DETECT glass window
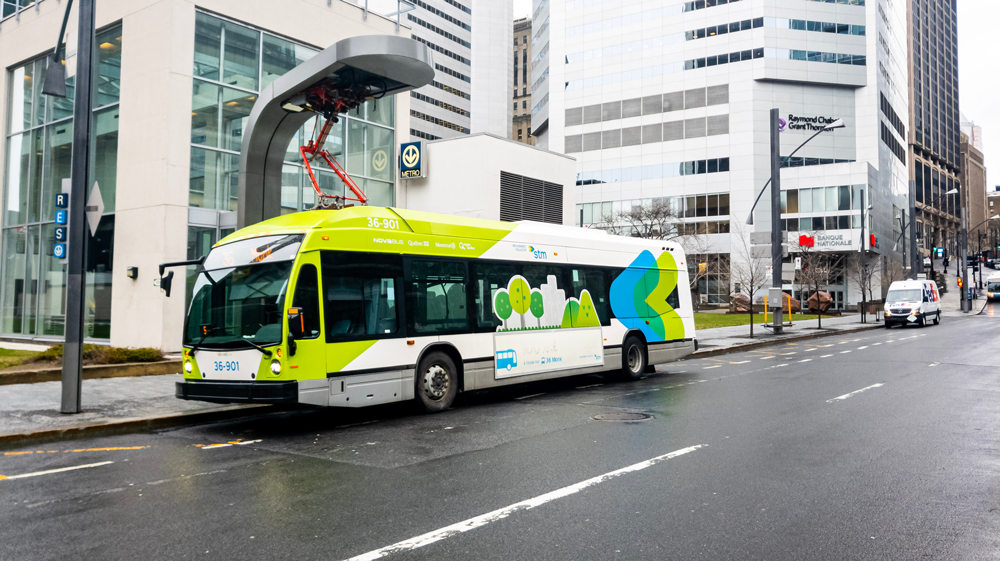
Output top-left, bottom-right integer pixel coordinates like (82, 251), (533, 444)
(696, 195), (707, 217)
(470, 261), (521, 331)
(825, 216), (838, 230)
(281, 164), (301, 214)
(407, 259), (468, 334)
(708, 194), (719, 217)
(321, 251), (401, 340)
(812, 217), (824, 231)
(8, 63), (33, 134)
(194, 12), (223, 81)
(780, 191), (787, 213)
(191, 81), (219, 147)
(291, 264), (322, 339)
(838, 185), (851, 210)
(800, 218), (811, 231)
(221, 87), (254, 151)
(0, 228), (28, 334)
(222, 21), (260, 90)
(838, 215), (850, 229)
(95, 26), (123, 107)
(570, 267), (610, 326)
(262, 34), (317, 89)
(365, 98), (394, 128)
(347, 120), (366, 176)
(786, 190), (798, 213)
(42, 121), (72, 229)
(812, 188), (824, 212)
(86, 216), (115, 338)
(364, 179), (394, 208)
(91, 107), (119, 214)
(366, 124), (394, 181)
(799, 188), (813, 213)
(190, 147), (239, 211)
(719, 193), (730, 215)
(825, 186), (837, 212)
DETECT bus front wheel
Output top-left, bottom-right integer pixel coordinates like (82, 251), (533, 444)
(416, 352), (458, 413)
(620, 337), (647, 381)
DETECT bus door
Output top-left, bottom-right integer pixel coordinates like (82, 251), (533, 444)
(286, 255), (326, 378)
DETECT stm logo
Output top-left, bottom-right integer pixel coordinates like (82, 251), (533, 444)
(529, 245), (547, 259)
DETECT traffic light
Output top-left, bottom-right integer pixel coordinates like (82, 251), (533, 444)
(958, 277), (963, 288)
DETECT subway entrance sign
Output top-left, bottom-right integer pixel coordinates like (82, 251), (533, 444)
(399, 141), (423, 179)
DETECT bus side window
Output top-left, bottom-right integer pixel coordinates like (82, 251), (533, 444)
(406, 259), (469, 334)
(469, 262), (521, 331)
(320, 251), (401, 341)
(292, 264), (322, 339)
(570, 267), (612, 326)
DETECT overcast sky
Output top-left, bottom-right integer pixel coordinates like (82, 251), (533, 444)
(511, 0), (995, 188)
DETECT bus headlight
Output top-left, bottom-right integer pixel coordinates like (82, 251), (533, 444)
(270, 360), (282, 375)
(184, 361), (193, 373)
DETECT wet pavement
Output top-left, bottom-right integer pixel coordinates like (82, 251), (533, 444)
(2, 312), (998, 560)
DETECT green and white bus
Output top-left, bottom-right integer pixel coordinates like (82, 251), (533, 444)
(172, 206), (696, 412)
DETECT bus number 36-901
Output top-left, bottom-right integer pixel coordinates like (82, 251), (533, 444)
(214, 361), (240, 372)
(367, 217), (399, 230)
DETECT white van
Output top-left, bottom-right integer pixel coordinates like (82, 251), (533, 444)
(884, 279), (941, 328)
(986, 273), (1000, 301)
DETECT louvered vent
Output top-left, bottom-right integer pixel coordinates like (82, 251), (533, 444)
(663, 121), (684, 141)
(583, 132), (602, 151)
(663, 92), (684, 112)
(565, 135), (583, 153)
(583, 104), (602, 124)
(602, 101), (622, 121)
(707, 85), (729, 105)
(621, 126), (642, 146)
(684, 88), (706, 109)
(642, 124), (662, 144)
(602, 129), (622, 148)
(500, 171), (564, 225)
(622, 98), (642, 118)
(565, 108), (583, 126)
(642, 95), (663, 115)
(685, 117), (706, 138)
(707, 115), (730, 136)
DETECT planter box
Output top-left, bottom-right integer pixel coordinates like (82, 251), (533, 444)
(0, 360), (182, 386)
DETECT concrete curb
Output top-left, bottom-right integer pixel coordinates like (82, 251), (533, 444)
(692, 323), (884, 359)
(0, 360), (182, 386)
(0, 404), (269, 450)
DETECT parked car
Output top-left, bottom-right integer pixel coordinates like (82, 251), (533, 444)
(884, 279), (941, 328)
(923, 256), (932, 268)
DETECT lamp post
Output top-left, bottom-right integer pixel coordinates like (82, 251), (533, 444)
(746, 113), (845, 334)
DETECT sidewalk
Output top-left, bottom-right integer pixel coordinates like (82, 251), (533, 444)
(926, 257), (991, 317)
(0, 318), (886, 445)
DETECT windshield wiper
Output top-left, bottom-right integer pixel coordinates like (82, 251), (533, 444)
(239, 339), (274, 358)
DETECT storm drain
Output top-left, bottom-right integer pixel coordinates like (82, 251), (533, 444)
(592, 412), (652, 422)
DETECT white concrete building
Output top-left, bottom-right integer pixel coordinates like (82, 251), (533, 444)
(470, 0), (513, 137)
(531, 0), (909, 308)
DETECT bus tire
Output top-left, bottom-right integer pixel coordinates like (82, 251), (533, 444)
(620, 336), (647, 381)
(415, 352), (458, 413)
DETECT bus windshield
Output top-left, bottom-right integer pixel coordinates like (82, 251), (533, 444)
(183, 234), (303, 349)
(886, 289), (922, 302)
(988, 281), (1000, 292)
(184, 262), (292, 349)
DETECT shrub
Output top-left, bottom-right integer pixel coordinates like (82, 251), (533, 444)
(24, 344), (163, 365)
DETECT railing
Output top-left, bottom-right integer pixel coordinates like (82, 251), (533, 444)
(763, 293), (794, 326)
(357, 0), (416, 32)
(1, 0), (40, 29)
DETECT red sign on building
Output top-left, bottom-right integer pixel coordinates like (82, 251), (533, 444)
(799, 235), (815, 248)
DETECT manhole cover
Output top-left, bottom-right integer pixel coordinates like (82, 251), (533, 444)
(592, 412), (652, 422)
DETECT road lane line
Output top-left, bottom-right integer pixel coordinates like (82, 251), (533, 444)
(799, 359), (812, 363)
(805, 348), (817, 352)
(344, 445), (706, 561)
(703, 365), (721, 370)
(840, 350), (851, 354)
(826, 383), (884, 403)
(514, 393), (546, 400)
(857, 346), (868, 350)
(730, 360), (750, 364)
(198, 440), (263, 450)
(0, 461), (114, 481)
(759, 356), (775, 360)
(872, 343), (881, 346)
(820, 354), (833, 358)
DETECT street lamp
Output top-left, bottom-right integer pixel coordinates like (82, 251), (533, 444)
(745, 118), (846, 226)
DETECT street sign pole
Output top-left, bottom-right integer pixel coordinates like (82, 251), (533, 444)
(909, 179), (918, 279)
(61, 0), (95, 414)
(961, 207), (968, 313)
(769, 109), (784, 334)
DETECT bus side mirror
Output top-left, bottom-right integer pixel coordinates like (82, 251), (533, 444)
(287, 308), (305, 357)
(159, 271), (175, 298)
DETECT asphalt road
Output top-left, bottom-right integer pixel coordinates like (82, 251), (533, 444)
(3, 312), (999, 560)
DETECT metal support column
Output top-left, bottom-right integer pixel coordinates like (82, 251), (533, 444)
(769, 109), (783, 334)
(909, 179), (918, 279)
(60, 0), (95, 414)
(961, 207), (968, 313)
(860, 187), (867, 323)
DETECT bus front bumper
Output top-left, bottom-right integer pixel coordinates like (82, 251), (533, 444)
(176, 380), (298, 404)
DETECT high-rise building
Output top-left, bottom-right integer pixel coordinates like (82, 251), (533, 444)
(512, 17), (534, 145)
(532, 0), (910, 308)
(908, 0), (961, 257)
(362, 0), (512, 141)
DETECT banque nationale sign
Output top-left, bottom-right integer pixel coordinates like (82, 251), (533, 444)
(787, 114), (839, 132)
(798, 230), (860, 251)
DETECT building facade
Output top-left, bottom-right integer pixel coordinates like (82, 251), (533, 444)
(960, 112), (983, 153)
(532, 0), (910, 307)
(1, 0), (411, 348)
(907, 0), (961, 258)
(512, 17), (534, 145)
(471, 0), (513, 137)
(960, 131), (988, 252)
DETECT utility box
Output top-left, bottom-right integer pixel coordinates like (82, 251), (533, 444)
(768, 287), (784, 309)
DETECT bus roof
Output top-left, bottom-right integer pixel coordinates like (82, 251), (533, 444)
(216, 206), (688, 268)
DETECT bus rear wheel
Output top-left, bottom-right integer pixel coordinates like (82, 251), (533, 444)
(620, 336), (647, 381)
(415, 352), (458, 413)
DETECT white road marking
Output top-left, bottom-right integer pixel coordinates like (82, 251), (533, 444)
(575, 384), (604, 390)
(820, 354), (834, 358)
(201, 440), (262, 450)
(805, 348), (817, 352)
(703, 365), (721, 370)
(857, 346), (868, 350)
(928, 362), (940, 367)
(1, 461), (113, 481)
(343, 445), (706, 561)
(840, 350), (852, 354)
(826, 383), (884, 403)
(782, 352), (797, 356)
(731, 360), (751, 364)
(514, 393), (546, 400)
(760, 356), (775, 360)
(872, 343), (881, 346)
(798, 359), (812, 363)
(776, 364), (789, 368)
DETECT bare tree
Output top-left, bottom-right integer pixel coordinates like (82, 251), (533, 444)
(730, 219), (769, 338)
(881, 258), (908, 295)
(846, 253), (880, 321)
(794, 245), (840, 329)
